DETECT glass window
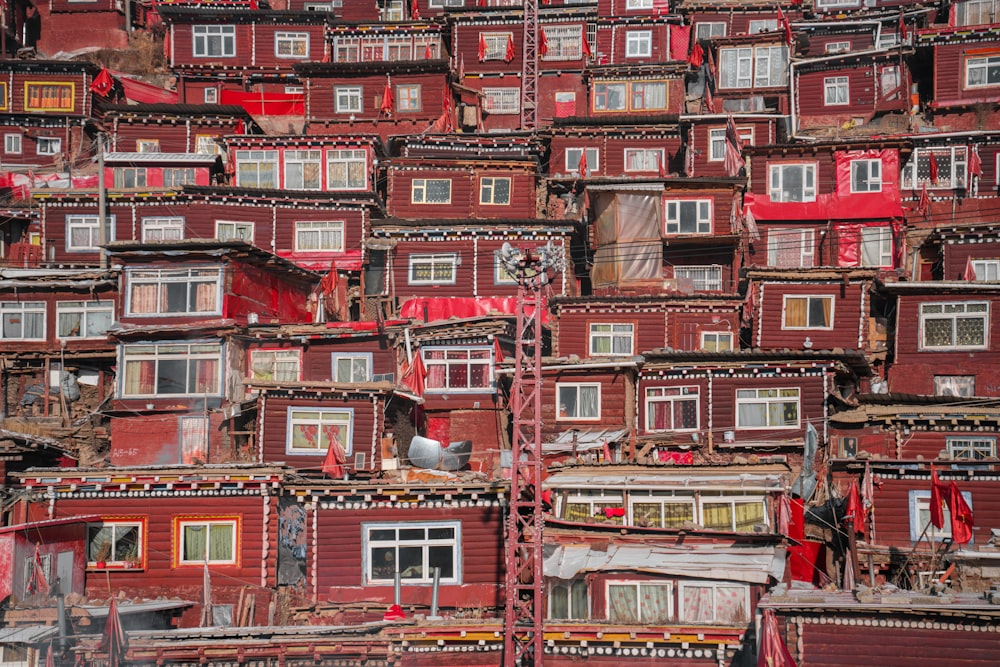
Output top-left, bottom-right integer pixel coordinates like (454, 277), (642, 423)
(664, 199), (712, 234)
(679, 582), (750, 624)
(0, 302), (45, 340)
(695, 22), (726, 40)
(719, 45), (787, 89)
(408, 253), (457, 285)
(396, 84), (421, 112)
(87, 520), (143, 567)
(934, 375), (976, 397)
(701, 331), (733, 351)
(178, 519), (237, 564)
(327, 149), (367, 190)
(909, 489), (972, 542)
(767, 228), (815, 268)
(860, 226), (893, 267)
(481, 32), (512, 61)
(542, 26), (582, 60)
(645, 386), (699, 431)
(748, 19), (778, 34)
(196, 135), (220, 154)
(675, 265), (723, 291)
(4, 133), (21, 154)
(193, 25), (236, 58)
(364, 521), (460, 585)
(334, 86), (363, 113)
(624, 148), (664, 172)
(549, 580), (588, 620)
(295, 221), (344, 252)
(709, 126), (753, 161)
(920, 302), (989, 350)
(24, 83), (74, 112)
(57, 300), (113, 339)
(422, 347), (492, 391)
(901, 147), (967, 190)
(593, 82), (627, 111)
(494, 250), (517, 285)
(589, 322), (634, 356)
(114, 167), (147, 189)
(825, 41), (851, 54)
(37, 137), (61, 155)
(956, 0), (1000, 26)
(275, 31), (309, 58)
(235, 150), (279, 189)
(607, 581), (673, 624)
(557, 383), (601, 420)
(480, 177), (511, 205)
(970, 259), (1000, 282)
(216, 220), (254, 242)
(566, 147), (599, 175)
(126, 268), (221, 316)
(851, 159), (882, 192)
(824, 76), (849, 105)
(769, 163), (817, 202)
(966, 53), (1000, 88)
(701, 493), (767, 531)
(625, 30), (652, 58)
(284, 149), (322, 190)
(121, 342), (223, 397)
(735, 388), (800, 429)
(66, 214), (114, 252)
(287, 408), (352, 454)
(483, 88), (520, 114)
(163, 168), (196, 187)
(332, 354), (372, 382)
(141, 216), (184, 242)
(783, 295), (833, 329)
(947, 436), (996, 460)
(411, 179), (452, 204)
(249, 349), (301, 382)
(563, 489), (624, 523)
(630, 491), (695, 528)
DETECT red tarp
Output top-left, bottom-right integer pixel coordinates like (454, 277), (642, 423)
(117, 74), (179, 105)
(220, 90), (305, 116)
(399, 297), (548, 324)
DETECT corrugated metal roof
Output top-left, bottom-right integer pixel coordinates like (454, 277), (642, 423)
(545, 428), (629, 453)
(0, 626), (59, 644)
(103, 152), (221, 164)
(545, 466), (789, 490)
(80, 600), (194, 618)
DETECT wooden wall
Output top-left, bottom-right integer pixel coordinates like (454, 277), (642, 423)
(753, 281), (868, 351)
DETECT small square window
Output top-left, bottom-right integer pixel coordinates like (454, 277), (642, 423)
(176, 518), (238, 565)
(557, 383), (601, 420)
(480, 177), (511, 205)
(37, 137), (61, 156)
(625, 31), (652, 58)
(204, 88), (219, 104)
(783, 295), (833, 329)
(5, 133), (21, 154)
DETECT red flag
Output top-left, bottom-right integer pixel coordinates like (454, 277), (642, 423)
(458, 53), (465, 80)
(539, 29), (548, 57)
(724, 115), (745, 177)
(401, 353), (426, 396)
(90, 68), (114, 97)
(899, 9), (908, 41)
(969, 144), (983, 177)
(411, 0), (421, 20)
(27, 545), (49, 596)
(928, 151), (939, 184)
(582, 34), (592, 59)
(844, 481), (864, 535)
(425, 42), (433, 59)
(930, 466), (946, 530)
(494, 336), (504, 362)
(321, 428), (347, 478)
(688, 41), (704, 68)
(504, 33), (515, 63)
(948, 481), (974, 544)
(100, 598), (128, 667)
(964, 255), (977, 281)
(478, 33), (488, 62)
(777, 5), (792, 46)
(657, 152), (666, 178)
(917, 182), (930, 217)
(577, 149), (588, 177)
(380, 78), (394, 115)
(757, 609), (798, 667)
(249, 0), (258, 8)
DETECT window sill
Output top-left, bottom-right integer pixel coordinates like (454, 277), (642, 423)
(88, 563), (143, 572)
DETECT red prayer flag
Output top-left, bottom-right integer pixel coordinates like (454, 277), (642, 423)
(90, 68), (114, 97)
(321, 429), (347, 478)
(964, 255), (978, 281)
(844, 481), (865, 535)
(688, 41), (704, 68)
(425, 43), (433, 59)
(478, 33), (488, 62)
(918, 182), (930, 217)
(757, 609), (798, 667)
(380, 78), (394, 115)
(899, 9), (908, 41)
(928, 151), (939, 184)
(948, 481), (974, 544)
(724, 115), (745, 177)
(539, 29), (548, 56)
(249, 0), (258, 8)
(577, 149), (588, 177)
(969, 144), (983, 177)
(930, 467), (947, 530)
(458, 53), (465, 80)
(401, 353), (427, 396)
(657, 152), (667, 178)
(411, 0), (421, 20)
(582, 34), (592, 58)
(777, 5), (792, 46)
(504, 33), (515, 63)
(27, 545), (49, 596)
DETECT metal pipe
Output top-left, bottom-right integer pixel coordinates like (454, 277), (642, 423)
(393, 570), (401, 606)
(429, 567), (441, 619)
(55, 578), (68, 655)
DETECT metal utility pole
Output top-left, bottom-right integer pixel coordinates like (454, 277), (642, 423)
(97, 133), (107, 269)
(520, 0), (538, 130)
(500, 242), (562, 667)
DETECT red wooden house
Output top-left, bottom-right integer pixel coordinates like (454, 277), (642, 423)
(15, 465), (286, 628)
(0, 59), (102, 169)
(883, 281), (1000, 397)
(792, 47), (911, 132)
(745, 268), (887, 358)
(0, 515), (95, 603)
(284, 479), (506, 619)
(35, 0), (128, 55)
(744, 143), (907, 272)
(549, 294), (743, 359)
(545, 122), (685, 180)
(370, 219), (572, 309)
(927, 221), (1000, 282)
(706, 33), (790, 115)
(683, 114), (782, 179)
(685, 5), (805, 43)
(101, 103), (255, 154)
(157, 6), (330, 101)
(103, 152), (221, 189)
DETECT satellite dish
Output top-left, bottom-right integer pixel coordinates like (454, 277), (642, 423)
(407, 436), (473, 471)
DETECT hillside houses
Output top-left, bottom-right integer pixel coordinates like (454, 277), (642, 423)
(2, 1), (1000, 666)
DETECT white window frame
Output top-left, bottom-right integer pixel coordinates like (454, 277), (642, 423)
(215, 220), (255, 242)
(701, 331), (734, 351)
(860, 226), (894, 268)
(768, 163), (817, 202)
(332, 353), (372, 383)
(480, 176), (511, 205)
(556, 382), (601, 421)
(294, 220), (345, 252)
(934, 375), (976, 397)
(589, 322), (634, 356)
(37, 137), (61, 156)
(625, 30), (652, 58)
(674, 265), (723, 291)
(193, 25), (236, 58)
(645, 385), (700, 432)
(56, 300), (114, 340)
(566, 147), (599, 175)
(177, 518), (238, 565)
(782, 295), (835, 330)
(396, 84), (421, 112)
(748, 19), (778, 35)
(120, 342), (224, 398)
(5, 133), (21, 154)
(850, 158), (882, 193)
(606, 580), (674, 624)
(562, 489), (624, 522)
(965, 53), (1000, 88)
(114, 167), (148, 189)
(286, 407), (353, 455)
(235, 149), (279, 189)
(947, 436), (996, 460)
(0, 301), (45, 341)
(326, 149), (367, 190)
(334, 86), (363, 114)
(141, 216), (185, 242)
(735, 387), (800, 429)
(767, 227), (815, 268)
(909, 489), (973, 542)
(411, 178), (452, 204)
(408, 253), (458, 285)
(628, 491), (696, 528)
(541, 26), (583, 61)
(136, 139), (160, 153)
(678, 582), (751, 624)
(709, 126), (753, 162)
(66, 214), (114, 252)
(125, 267), (222, 316)
(275, 31), (309, 59)
(664, 199), (712, 235)
(87, 519), (143, 568)
(482, 32), (512, 61)
(624, 148), (664, 173)
(203, 88), (218, 104)
(719, 45), (788, 89)
(695, 22), (726, 41)
(483, 87), (520, 115)
(699, 493), (769, 532)
(421, 346), (494, 392)
(901, 146), (968, 190)
(824, 76), (849, 106)
(825, 41), (851, 54)
(625, 0), (653, 8)
(970, 259), (1000, 281)
(196, 134), (220, 154)
(363, 521), (462, 585)
(284, 149), (322, 190)
(249, 349), (301, 382)
(956, 0), (1000, 27)
(816, 0), (860, 8)
(548, 579), (589, 620)
(919, 301), (990, 350)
